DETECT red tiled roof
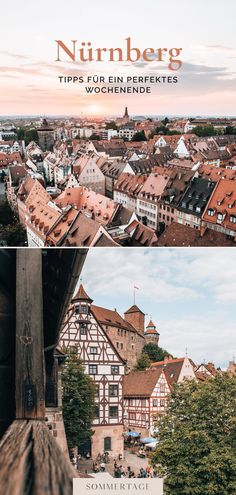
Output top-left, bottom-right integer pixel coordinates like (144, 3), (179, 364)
(124, 368), (163, 397)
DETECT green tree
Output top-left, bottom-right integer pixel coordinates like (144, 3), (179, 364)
(24, 129), (39, 145)
(135, 353), (151, 370)
(193, 125), (217, 137)
(90, 133), (101, 140)
(161, 117), (169, 126)
(142, 343), (170, 363)
(62, 350), (96, 453)
(152, 374), (236, 495)
(105, 121), (118, 130)
(225, 126), (236, 135)
(0, 201), (15, 226)
(0, 223), (27, 246)
(131, 130), (147, 142)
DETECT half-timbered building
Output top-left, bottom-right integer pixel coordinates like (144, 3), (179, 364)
(123, 368), (170, 436)
(60, 284), (125, 458)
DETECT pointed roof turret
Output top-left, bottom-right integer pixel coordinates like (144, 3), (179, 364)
(145, 319), (160, 335)
(72, 284), (93, 303)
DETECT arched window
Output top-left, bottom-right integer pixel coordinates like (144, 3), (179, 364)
(104, 436), (111, 451)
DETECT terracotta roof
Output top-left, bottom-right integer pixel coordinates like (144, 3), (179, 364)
(125, 220), (158, 247)
(123, 368), (163, 397)
(56, 186), (118, 226)
(92, 305), (137, 333)
(72, 284), (93, 303)
(158, 222), (236, 247)
(150, 358), (185, 387)
(114, 173), (147, 198)
(202, 178), (236, 232)
(198, 165), (236, 182)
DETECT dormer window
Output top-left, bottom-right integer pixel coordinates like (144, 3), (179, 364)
(217, 213), (223, 221)
(208, 209), (214, 217)
(229, 215), (236, 224)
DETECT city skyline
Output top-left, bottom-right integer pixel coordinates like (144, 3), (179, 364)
(80, 248), (236, 369)
(0, 0), (235, 115)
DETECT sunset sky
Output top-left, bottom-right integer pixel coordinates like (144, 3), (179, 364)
(0, 0), (236, 116)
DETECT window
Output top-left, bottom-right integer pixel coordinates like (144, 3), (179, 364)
(120, 343), (123, 350)
(129, 412), (136, 420)
(160, 399), (165, 407)
(111, 365), (119, 375)
(109, 406), (118, 418)
(104, 436), (112, 451)
(89, 365), (97, 375)
(75, 307), (80, 315)
(141, 399), (146, 407)
(90, 347), (98, 354)
(109, 384), (118, 397)
(160, 385), (165, 393)
(153, 400), (157, 407)
(230, 215), (236, 224)
(81, 305), (87, 314)
(80, 323), (87, 335)
(116, 342), (119, 349)
(208, 209), (214, 217)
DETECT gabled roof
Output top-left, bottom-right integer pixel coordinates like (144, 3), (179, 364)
(92, 304), (138, 334)
(123, 368), (163, 397)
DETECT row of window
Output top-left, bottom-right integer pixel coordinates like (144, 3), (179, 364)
(89, 365), (119, 375)
(95, 384), (119, 397)
(94, 405), (118, 419)
(160, 205), (175, 213)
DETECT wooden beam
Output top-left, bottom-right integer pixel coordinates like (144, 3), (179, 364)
(15, 250), (45, 419)
(0, 420), (76, 495)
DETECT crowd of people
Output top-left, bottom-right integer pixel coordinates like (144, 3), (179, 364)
(113, 462), (157, 478)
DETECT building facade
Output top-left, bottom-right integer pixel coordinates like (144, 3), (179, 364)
(59, 285), (125, 459)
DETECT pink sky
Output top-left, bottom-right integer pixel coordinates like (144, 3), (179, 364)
(0, 0), (235, 116)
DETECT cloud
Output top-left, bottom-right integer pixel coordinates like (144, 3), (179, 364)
(0, 50), (28, 59)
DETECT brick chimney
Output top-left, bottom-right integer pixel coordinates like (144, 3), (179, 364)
(124, 304), (145, 334)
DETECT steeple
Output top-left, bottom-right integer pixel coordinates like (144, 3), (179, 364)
(72, 284), (93, 304)
(123, 106), (129, 119)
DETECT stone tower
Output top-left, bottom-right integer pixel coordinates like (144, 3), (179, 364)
(124, 304), (145, 334)
(144, 319), (160, 345)
(37, 118), (55, 151)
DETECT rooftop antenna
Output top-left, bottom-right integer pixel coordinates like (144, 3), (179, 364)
(185, 347), (188, 357)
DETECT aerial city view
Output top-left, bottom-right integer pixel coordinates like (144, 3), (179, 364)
(1, 109), (236, 247)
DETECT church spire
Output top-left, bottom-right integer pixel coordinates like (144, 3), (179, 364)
(123, 106), (129, 119)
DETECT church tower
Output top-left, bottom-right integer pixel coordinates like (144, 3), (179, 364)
(123, 106), (129, 119)
(144, 319), (160, 345)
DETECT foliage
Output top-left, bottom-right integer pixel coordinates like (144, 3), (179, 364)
(131, 130), (147, 142)
(105, 121), (118, 130)
(17, 127), (39, 145)
(225, 126), (236, 135)
(0, 201), (15, 225)
(193, 125), (218, 137)
(142, 343), (170, 362)
(0, 223), (27, 246)
(90, 133), (101, 140)
(152, 375), (236, 495)
(62, 350), (96, 453)
(135, 353), (151, 370)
